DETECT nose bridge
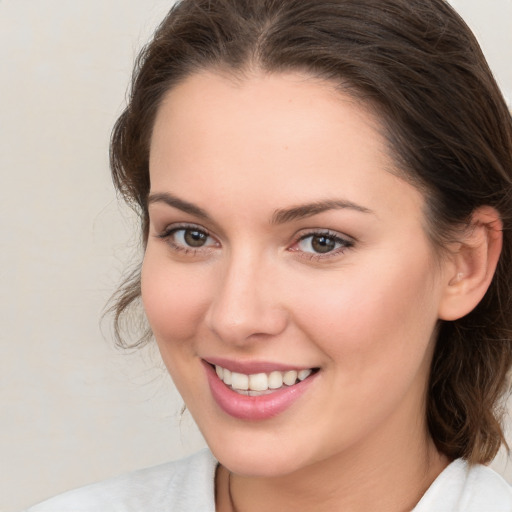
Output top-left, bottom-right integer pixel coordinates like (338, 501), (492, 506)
(205, 245), (287, 344)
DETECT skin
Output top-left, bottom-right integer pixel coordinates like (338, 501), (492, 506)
(142, 70), (455, 511)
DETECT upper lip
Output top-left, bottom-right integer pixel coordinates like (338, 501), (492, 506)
(203, 357), (315, 375)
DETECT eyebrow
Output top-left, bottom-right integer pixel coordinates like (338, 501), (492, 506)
(147, 192), (211, 220)
(147, 192), (373, 223)
(271, 199), (373, 224)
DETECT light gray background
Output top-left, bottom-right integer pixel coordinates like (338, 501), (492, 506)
(1, 1), (511, 510)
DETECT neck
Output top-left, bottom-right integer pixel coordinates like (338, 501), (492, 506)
(216, 424), (449, 512)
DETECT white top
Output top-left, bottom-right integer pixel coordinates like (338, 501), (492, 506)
(25, 450), (512, 511)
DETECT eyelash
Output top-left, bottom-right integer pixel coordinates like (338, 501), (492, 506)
(290, 230), (355, 261)
(156, 224), (217, 255)
(155, 224), (354, 260)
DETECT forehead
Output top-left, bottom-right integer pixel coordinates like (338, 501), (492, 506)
(150, 69), (383, 167)
(149, 70), (425, 225)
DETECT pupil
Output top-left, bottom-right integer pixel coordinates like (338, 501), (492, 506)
(184, 230), (207, 247)
(312, 235), (335, 253)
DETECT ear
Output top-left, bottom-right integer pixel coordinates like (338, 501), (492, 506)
(438, 206), (503, 321)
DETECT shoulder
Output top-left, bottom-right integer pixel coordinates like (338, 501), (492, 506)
(24, 449), (217, 512)
(414, 458), (512, 512)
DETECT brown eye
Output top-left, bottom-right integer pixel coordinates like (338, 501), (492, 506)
(183, 229), (208, 247)
(311, 235), (337, 253)
(163, 227), (217, 250)
(296, 231), (352, 256)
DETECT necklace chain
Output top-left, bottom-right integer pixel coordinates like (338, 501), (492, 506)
(227, 471), (239, 512)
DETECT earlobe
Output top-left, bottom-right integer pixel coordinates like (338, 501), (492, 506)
(438, 206), (503, 321)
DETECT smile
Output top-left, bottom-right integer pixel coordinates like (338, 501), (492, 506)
(203, 361), (319, 420)
(214, 365), (314, 396)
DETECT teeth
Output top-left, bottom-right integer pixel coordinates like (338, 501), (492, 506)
(214, 365), (314, 392)
(231, 372), (249, 390)
(283, 370), (298, 386)
(298, 369), (312, 381)
(268, 371), (283, 389)
(249, 373), (268, 391)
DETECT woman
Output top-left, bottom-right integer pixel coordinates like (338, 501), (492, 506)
(27, 0), (512, 510)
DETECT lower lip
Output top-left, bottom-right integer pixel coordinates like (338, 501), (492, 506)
(203, 362), (317, 421)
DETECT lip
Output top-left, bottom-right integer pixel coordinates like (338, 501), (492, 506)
(202, 360), (318, 421)
(204, 356), (311, 374)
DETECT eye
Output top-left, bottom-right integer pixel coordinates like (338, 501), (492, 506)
(293, 231), (354, 256)
(174, 228), (212, 248)
(157, 225), (218, 252)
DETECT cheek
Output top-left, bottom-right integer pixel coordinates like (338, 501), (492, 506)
(289, 250), (440, 369)
(287, 255), (440, 439)
(140, 250), (211, 343)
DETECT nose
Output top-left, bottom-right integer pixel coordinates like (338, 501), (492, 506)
(204, 251), (288, 345)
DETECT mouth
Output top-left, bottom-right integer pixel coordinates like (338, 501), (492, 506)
(213, 363), (318, 396)
(203, 359), (320, 420)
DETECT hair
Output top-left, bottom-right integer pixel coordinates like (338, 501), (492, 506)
(109, 0), (512, 464)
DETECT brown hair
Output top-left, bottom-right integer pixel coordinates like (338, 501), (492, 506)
(109, 0), (512, 464)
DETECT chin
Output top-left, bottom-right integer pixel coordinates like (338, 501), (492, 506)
(215, 445), (308, 477)
(200, 424), (322, 478)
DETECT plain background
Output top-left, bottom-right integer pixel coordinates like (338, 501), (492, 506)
(1, 1), (511, 510)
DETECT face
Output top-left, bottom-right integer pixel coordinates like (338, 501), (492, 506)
(143, 71), (451, 477)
